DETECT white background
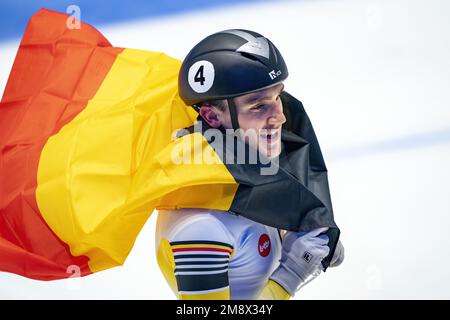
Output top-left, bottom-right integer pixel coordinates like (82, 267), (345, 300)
(1, 0), (450, 299)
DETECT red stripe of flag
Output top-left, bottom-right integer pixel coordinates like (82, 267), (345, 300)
(0, 9), (122, 280)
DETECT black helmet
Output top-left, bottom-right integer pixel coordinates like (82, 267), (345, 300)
(178, 29), (288, 129)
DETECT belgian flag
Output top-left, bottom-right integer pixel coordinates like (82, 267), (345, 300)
(0, 9), (339, 281)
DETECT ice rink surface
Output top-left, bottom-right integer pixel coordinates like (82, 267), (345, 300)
(1, 0), (449, 299)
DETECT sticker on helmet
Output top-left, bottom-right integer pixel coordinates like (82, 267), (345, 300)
(188, 60), (214, 93)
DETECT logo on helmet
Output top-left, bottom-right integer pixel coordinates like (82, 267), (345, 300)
(269, 70), (282, 80)
(222, 30), (270, 59)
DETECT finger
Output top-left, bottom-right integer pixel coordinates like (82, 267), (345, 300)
(318, 246), (330, 259)
(306, 236), (329, 246)
(317, 234), (329, 243)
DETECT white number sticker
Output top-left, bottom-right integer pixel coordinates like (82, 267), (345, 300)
(188, 60), (214, 93)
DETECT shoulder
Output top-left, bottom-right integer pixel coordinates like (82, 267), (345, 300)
(156, 208), (235, 249)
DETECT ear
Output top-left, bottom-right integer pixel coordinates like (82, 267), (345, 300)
(199, 105), (223, 128)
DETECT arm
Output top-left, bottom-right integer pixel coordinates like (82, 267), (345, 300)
(156, 216), (234, 300)
(171, 238), (233, 300)
(156, 216), (333, 300)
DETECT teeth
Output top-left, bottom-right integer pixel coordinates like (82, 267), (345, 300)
(261, 130), (278, 139)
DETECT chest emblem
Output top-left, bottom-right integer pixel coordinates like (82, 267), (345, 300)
(258, 233), (271, 257)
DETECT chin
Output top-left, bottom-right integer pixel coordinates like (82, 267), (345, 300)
(260, 140), (282, 159)
(267, 148), (281, 159)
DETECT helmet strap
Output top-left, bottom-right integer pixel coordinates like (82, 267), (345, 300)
(227, 98), (240, 131)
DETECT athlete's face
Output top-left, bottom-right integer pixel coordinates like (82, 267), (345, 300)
(199, 83), (286, 158)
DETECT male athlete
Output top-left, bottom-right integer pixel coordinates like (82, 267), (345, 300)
(155, 29), (344, 300)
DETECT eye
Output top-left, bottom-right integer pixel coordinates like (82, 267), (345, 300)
(251, 104), (265, 111)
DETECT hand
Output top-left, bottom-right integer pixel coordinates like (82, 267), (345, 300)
(269, 227), (330, 296)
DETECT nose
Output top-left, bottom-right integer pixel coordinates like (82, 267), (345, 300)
(267, 101), (286, 127)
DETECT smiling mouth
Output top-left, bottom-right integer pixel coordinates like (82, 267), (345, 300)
(260, 129), (280, 143)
